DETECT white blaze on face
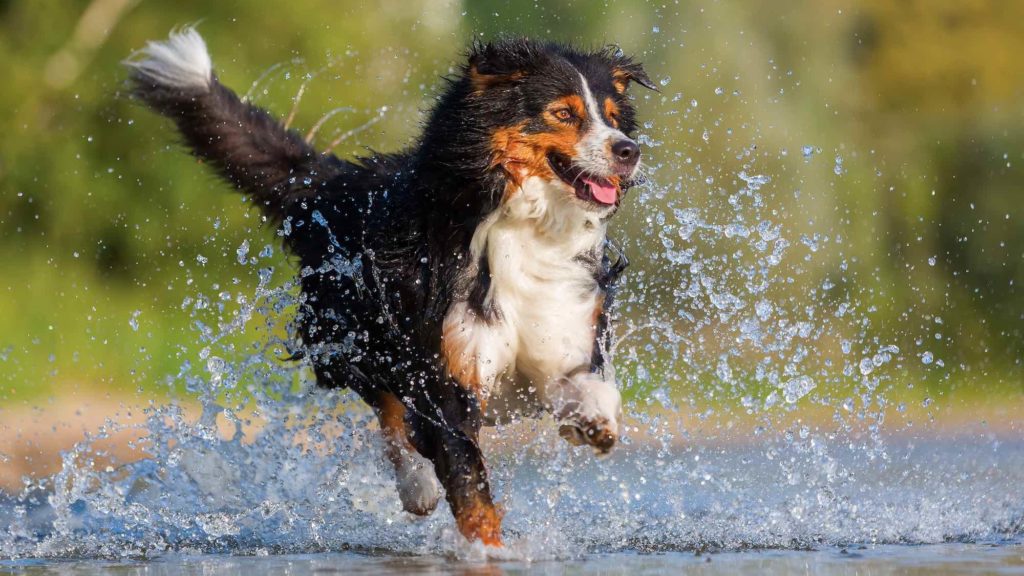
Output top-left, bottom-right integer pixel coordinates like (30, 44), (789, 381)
(574, 72), (629, 177)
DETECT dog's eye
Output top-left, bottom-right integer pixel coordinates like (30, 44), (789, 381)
(552, 108), (574, 122)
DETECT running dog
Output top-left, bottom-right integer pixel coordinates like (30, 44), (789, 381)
(125, 27), (653, 546)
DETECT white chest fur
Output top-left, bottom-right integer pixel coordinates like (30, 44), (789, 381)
(442, 176), (608, 419)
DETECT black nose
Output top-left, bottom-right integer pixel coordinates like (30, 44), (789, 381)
(611, 138), (640, 166)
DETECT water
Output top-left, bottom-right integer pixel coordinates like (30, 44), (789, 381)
(1, 435), (1021, 565)
(2, 544), (1023, 575)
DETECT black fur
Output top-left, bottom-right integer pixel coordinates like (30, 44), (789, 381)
(129, 36), (650, 541)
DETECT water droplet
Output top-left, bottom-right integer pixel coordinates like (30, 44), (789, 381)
(783, 376), (816, 403)
(859, 357), (875, 376)
(739, 172), (770, 191)
(236, 239), (250, 265)
(311, 210), (328, 227)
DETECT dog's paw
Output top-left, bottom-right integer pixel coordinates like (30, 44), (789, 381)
(552, 373), (622, 455)
(559, 416), (619, 455)
(395, 452), (441, 516)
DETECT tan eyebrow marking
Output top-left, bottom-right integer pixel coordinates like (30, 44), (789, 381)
(545, 95), (585, 123)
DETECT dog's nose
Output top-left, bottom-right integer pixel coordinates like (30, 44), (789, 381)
(611, 138), (640, 170)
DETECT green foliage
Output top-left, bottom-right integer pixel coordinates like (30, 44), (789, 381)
(0, 0), (1020, 406)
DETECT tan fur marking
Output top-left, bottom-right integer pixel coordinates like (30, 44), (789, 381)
(489, 121), (625, 202)
(612, 70), (630, 94)
(547, 95), (586, 122)
(603, 98), (621, 128)
(469, 65), (525, 93)
(488, 118), (582, 192)
(487, 94), (630, 204)
(455, 497), (504, 546)
(442, 321), (484, 402)
(377, 393), (415, 461)
(378, 393), (428, 502)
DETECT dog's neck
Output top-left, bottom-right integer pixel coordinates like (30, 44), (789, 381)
(465, 175), (609, 322)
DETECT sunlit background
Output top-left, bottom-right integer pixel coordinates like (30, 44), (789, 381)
(1, 0), (1022, 489)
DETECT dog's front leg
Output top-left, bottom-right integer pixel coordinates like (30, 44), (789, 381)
(376, 393), (441, 516)
(550, 371), (623, 454)
(407, 382), (503, 546)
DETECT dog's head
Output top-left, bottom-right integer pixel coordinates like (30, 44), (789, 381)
(465, 39), (656, 213)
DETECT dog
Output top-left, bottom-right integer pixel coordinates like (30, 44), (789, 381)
(125, 27), (654, 546)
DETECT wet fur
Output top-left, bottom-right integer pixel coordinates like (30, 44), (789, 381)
(126, 28), (650, 545)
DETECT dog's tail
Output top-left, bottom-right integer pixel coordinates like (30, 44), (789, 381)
(124, 27), (339, 224)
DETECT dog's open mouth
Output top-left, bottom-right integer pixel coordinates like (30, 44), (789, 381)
(547, 153), (618, 206)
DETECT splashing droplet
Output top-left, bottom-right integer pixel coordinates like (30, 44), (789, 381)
(236, 239), (250, 265)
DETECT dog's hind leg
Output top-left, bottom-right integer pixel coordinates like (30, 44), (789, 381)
(376, 393), (441, 516)
(407, 384), (503, 546)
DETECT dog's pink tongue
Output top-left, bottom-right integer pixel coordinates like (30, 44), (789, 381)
(584, 177), (618, 205)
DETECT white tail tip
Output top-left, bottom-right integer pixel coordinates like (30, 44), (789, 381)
(125, 26), (212, 90)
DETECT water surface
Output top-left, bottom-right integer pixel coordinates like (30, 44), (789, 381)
(1, 436), (1021, 572)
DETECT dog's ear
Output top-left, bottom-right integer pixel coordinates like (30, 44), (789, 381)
(605, 48), (658, 93)
(467, 38), (536, 90)
(612, 62), (658, 93)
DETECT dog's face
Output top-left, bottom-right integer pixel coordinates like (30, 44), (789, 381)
(468, 40), (656, 212)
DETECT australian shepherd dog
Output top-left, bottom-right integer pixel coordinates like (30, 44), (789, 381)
(125, 27), (654, 546)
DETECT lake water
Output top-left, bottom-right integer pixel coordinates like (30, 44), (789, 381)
(2, 543), (1023, 575)
(2, 435), (1021, 574)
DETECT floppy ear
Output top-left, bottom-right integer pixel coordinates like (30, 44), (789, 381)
(467, 38), (535, 91)
(611, 60), (658, 93)
(602, 46), (657, 93)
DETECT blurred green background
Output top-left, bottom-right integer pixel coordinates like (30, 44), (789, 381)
(0, 0), (1021, 409)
